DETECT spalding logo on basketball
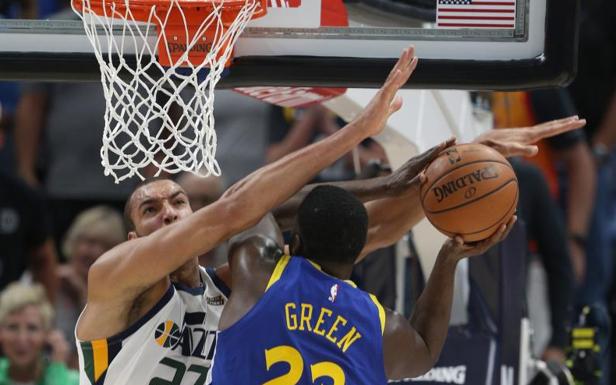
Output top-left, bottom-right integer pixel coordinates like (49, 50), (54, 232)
(420, 144), (518, 242)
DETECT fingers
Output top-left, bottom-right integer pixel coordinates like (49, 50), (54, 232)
(406, 173), (426, 192)
(498, 215), (517, 242)
(412, 137), (456, 169)
(529, 116), (586, 142)
(382, 46), (418, 99)
(388, 95), (404, 115)
(467, 224), (507, 255)
(460, 215), (517, 256)
(505, 143), (538, 157)
(520, 145), (538, 157)
(483, 139), (537, 157)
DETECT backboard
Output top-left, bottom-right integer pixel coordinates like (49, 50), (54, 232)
(0, 0), (579, 89)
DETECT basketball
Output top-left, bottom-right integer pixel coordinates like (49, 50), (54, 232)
(420, 144), (518, 242)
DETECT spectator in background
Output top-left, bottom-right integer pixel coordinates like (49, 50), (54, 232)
(527, 89), (596, 289)
(492, 91), (595, 288)
(0, 171), (58, 302)
(14, 3), (157, 261)
(0, 283), (78, 385)
(491, 91), (583, 364)
(509, 158), (575, 363)
(568, 2), (616, 377)
(0, 0), (37, 174)
(176, 173), (228, 268)
(14, 51), (138, 259)
(56, 206), (124, 367)
(492, 86), (614, 381)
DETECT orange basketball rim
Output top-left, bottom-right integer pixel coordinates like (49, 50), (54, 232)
(71, 0), (268, 67)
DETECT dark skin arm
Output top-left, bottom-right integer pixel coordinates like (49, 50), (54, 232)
(273, 139), (454, 231)
(383, 216), (516, 379)
(219, 217), (516, 380)
(218, 232), (283, 331)
(215, 140), (451, 286)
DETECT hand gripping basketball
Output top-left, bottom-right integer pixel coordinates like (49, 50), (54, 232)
(438, 215), (517, 263)
(420, 143), (519, 242)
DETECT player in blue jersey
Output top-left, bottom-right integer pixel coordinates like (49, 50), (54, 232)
(209, 184), (516, 384)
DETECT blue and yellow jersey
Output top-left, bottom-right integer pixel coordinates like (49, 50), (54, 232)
(209, 255), (387, 385)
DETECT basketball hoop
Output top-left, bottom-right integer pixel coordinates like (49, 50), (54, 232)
(71, 0), (267, 182)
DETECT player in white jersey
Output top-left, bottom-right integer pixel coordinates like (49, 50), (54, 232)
(75, 47), (423, 385)
(74, 45), (585, 385)
(77, 266), (227, 385)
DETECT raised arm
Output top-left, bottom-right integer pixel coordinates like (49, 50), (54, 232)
(88, 47), (419, 297)
(383, 217), (515, 379)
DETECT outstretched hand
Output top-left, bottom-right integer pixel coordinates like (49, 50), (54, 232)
(386, 137), (456, 196)
(475, 116), (586, 157)
(356, 46), (419, 138)
(438, 215), (517, 263)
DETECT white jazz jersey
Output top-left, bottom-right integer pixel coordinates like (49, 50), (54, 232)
(76, 267), (229, 385)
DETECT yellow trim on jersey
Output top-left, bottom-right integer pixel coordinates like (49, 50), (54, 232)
(308, 259), (358, 288)
(307, 259), (322, 271)
(91, 338), (109, 381)
(266, 255), (291, 291)
(369, 294), (386, 335)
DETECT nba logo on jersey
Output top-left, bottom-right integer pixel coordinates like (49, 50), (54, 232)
(328, 284), (339, 303)
(267, 0), (301, 7)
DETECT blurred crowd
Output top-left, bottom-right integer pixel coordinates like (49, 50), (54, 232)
(0, 0), (614, 384)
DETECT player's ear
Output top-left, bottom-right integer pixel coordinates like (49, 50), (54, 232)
(289, 233), (303, 256)
(127, 231), (138, 240)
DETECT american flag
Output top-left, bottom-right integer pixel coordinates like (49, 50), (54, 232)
(436, 0), (516, 29)
(267, 0), (301, 7)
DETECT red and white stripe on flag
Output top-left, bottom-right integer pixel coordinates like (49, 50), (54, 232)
(267, 0), (301, 8)
(436, 0), (516, 29)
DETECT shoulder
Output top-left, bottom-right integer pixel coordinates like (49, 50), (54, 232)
(229, 235), (284, 262)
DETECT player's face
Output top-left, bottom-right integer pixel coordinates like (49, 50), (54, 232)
(131, 180), (193, 237)
(0, 305), (47, 369)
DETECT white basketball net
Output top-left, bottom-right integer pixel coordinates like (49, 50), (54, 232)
(72, 0), (260, 182)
